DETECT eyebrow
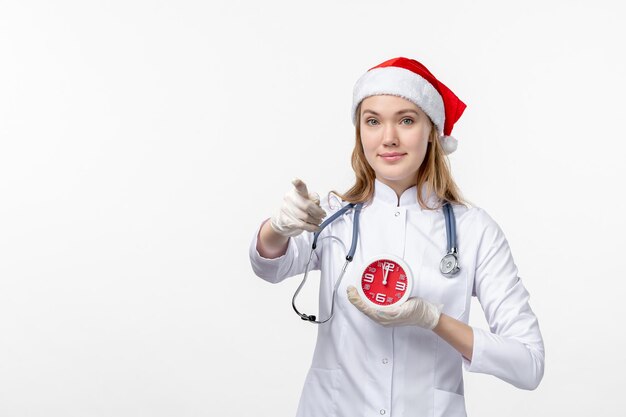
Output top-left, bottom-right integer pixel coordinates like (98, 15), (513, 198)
(362, 109), (420, 116)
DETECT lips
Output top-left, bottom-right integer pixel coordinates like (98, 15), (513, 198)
(379, 152), (406, 162)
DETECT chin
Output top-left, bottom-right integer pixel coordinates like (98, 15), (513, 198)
(376, 167), (418, 182)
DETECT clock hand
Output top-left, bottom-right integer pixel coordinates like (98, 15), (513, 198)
(383, 263), (389, 285)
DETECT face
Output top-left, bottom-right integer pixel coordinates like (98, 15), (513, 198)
(359, 95), (433, 194)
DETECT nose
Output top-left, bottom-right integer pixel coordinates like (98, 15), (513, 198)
(382, 123), (398, 146)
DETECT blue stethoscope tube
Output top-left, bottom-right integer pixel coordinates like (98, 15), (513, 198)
(440, 203), (460, 277)
(292, 201), (459, 324)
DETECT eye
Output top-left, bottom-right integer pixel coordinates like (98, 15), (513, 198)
(365, 118), (379, 126)
(400, 118), (414, 125)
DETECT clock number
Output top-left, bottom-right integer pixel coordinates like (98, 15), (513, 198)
(363, 273), (374, 283)
(395, 281), (406, 291)
(375, 293), (386, 303)
(384, 262), (395, 272)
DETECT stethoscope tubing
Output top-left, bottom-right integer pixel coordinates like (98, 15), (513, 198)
(443, 203), (457, 252)
(293, 203), (361, 323)
(293, 200), (458, 324)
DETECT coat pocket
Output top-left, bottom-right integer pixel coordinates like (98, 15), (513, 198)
(296, 368), (341, 417)
(434, 388), (467, 417)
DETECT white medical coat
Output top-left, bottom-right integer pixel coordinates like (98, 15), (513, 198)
(249, 180), (545, 417)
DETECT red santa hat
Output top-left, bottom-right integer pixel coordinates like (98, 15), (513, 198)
(352, 57), (466, 154)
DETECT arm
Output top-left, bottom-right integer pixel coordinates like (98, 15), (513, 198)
(256, 218), (289, 259)
(461, 209), (545, 390)
(432, 314), (474, 361)
(249, 218), (319, 284)
(346, 287), (476, 361)
(249, 179), (328, 284)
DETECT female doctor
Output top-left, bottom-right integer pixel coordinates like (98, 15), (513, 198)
(249, 57), (545, 417)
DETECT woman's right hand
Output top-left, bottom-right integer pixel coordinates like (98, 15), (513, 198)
(270, 179), (327, 237)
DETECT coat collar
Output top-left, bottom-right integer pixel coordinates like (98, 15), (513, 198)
(373, 178), (440, 209)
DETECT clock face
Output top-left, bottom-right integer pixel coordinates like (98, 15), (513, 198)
(357, 254), (413, 309)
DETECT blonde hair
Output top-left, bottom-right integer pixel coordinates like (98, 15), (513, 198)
(332, 103), (467, 210)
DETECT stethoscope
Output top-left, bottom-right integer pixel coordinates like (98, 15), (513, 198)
(292, 201), (460, 324)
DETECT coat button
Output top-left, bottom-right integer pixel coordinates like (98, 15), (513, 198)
(382, 358), (389, 364)
(394, 211), (400, 216)
(380, 410), (386, 415)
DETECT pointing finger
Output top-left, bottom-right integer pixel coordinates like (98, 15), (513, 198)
(286, 192), (326, 220)
(291, 178), (310, 198)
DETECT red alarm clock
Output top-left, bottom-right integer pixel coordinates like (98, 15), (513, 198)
(357, 254), (413, 309)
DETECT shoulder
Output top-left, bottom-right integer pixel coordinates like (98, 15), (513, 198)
(453, 203), (505, 243)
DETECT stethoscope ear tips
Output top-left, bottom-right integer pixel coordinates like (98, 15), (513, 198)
(300, 314), (316, 321)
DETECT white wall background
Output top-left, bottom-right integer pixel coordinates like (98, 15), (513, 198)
(1, 0), (624, 415)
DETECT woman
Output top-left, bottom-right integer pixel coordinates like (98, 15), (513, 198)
(249, 57), (544, 417)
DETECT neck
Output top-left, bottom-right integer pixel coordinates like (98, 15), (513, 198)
(376, 177), (415, 201)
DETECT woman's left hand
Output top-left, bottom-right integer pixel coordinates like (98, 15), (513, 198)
(347, 286), (443, 330)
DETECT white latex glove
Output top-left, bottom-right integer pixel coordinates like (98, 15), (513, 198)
(346, 286), (443, 330)
(270, 179), (327, 237)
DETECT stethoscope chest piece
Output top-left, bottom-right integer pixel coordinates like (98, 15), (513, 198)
(439, 252), (460, 277)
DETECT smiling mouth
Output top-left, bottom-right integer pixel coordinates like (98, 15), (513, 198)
(379, 153), (406, 161)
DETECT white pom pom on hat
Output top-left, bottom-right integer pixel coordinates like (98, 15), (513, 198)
(352, 57), (466, 155)
(439, 135), (458, 154)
